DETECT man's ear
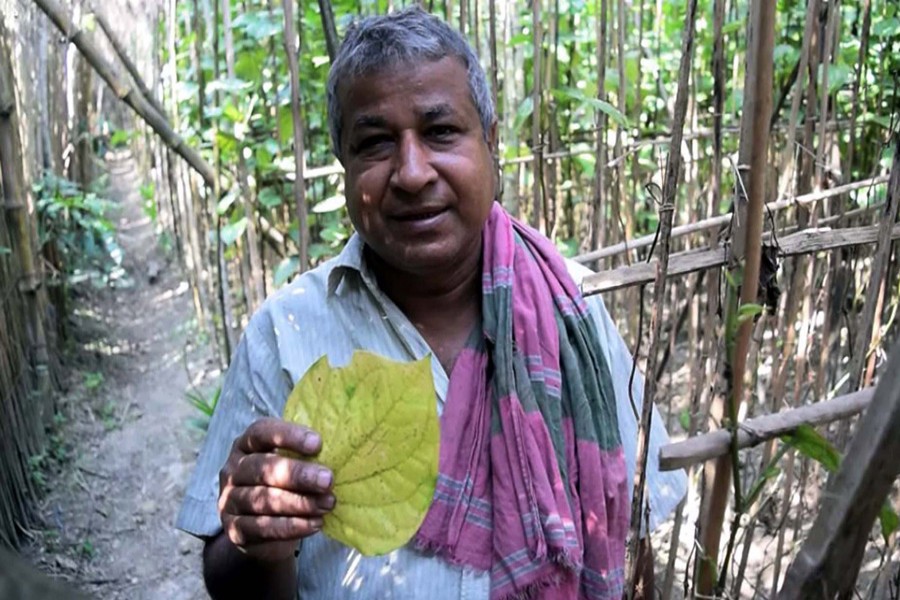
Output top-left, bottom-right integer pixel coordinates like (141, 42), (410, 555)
(487, 119), (499, 157)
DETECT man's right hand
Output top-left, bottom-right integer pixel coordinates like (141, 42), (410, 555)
(217, 418), (335, 562)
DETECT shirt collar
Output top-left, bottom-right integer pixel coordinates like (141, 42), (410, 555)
(327, 233), (367, 296)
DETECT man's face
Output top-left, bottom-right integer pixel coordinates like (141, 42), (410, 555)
(337, 57), (497, 277)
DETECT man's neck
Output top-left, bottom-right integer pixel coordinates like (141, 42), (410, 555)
(365, 245), (481, 373)
(366, 244), (481, 320)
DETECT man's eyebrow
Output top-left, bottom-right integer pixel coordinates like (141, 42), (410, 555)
(419, 104), (456, 122)
(351, 115), (387, 130)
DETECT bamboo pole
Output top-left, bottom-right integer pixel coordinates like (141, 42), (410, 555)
(530, 0), (544, 233)
(698, 0), (776, 593)
(317, 0), (339, 62)
(659, 388), (874, 471)
(778, 341), (900, 599)
(590, 0), (609, 251)
(624, 0), (698, 593)
(581, 223), (900, 295)
(92, 9), (167, 119)
(32, 0), (218, 188)
(282, 0), (310, 274)
(845, 134), (900, 395)
(0, 31), (52, 424)
(575, 175), (890, 264)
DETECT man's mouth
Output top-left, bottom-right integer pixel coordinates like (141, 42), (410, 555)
(393, 208), (448, 221)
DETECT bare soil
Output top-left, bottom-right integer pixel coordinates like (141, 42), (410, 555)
(24, 152), (214, 599)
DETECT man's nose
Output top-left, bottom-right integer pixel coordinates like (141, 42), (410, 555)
(390, 133), (437, 193)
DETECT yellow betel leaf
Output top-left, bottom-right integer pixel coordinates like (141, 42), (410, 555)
(282, 351), (439, 556)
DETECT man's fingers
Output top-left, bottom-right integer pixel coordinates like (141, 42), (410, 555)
(236, 418), (323, 456)
(231, 453), (334, 493)
(223, 486), (336, 516)
(223, 514), (324, 547)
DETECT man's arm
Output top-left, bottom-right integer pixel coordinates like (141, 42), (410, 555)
(203, 532), (297, 600)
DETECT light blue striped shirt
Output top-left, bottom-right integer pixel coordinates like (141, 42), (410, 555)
(176, 233), (687, 599)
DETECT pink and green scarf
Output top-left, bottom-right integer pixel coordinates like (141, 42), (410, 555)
(416, 203), (629, 599)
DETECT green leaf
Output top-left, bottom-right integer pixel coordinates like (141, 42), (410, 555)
(217, 188), (239, 215)
(277, 108), (295, 146)
(722, 17), (746, 35)
(312, 195), (346, 214)
(737, 303), (765, 324)
(282, 352), (439, 556)
(872, 17), (900, 39)
(553, 87), (629, 128)
(232, 10), (283, 41)
(207, 77), (252, 95)
(258, 187), (284, 209)
(0, 246), (11, 255)
(309, 243), (334, 260)
(235, 47), (267, 82)
(215, 130), (239, 157)
(222, 103), (244, 124)
(824, 63), (852, 94)
(221, 217), (248, 246)
(781, 424), (842, 473)
(513, 96), (534, 134)
(109, 129), (132, 148)
(679, 409), (691, 432)
(273, 256), (300, 287)
(879, 503), (899, 545)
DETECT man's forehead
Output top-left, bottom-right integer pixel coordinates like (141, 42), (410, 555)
(338, 56), (469, 101)
(350, 103), (459, 128)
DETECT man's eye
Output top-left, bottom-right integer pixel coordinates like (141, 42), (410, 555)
(427, 125), (457, 140)
(354, 135), (392, 154)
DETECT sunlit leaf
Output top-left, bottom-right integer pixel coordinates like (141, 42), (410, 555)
(872, 17), (900, 39)
(282, 352), (439, 556)
(513, 96), (534, 134)
(258, 187), (284, 209)
(222, 103), (244, 124)
(880, 503), (899, 545)
(220, 217), (248, 246)
(553, 87), (629, 128)
(737, 303), (764, 324)
(207, 77), (252, 95)
(276, 107), (296, 147)
(215, 131), (239, 157)
(232, 10), (284, 41)
(274, 256), (300, 287)
(312, 195), (346, 214)
(235, 47), (267, 82)
(217, 188), (239, 215)
(722, 17), (746, 35)
(781, 424), (841, 473)
(679, 409), (691, 431)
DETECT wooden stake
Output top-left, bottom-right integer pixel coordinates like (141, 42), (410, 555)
(93, 9), (167, 119)
(698, 0), (776, 593)
(624, 0), (699, 594)
(581, 223), (900, 296)
(575, 175), (890, 265)
(658, 388), (874, 471)
(31, 0), (218, 189)
(778, 341), (900, 598)
(282, 0), (310, 274)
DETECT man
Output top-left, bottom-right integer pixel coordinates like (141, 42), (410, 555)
(176, 7), (686, 599)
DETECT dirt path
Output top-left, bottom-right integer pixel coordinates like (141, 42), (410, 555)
(25, 152), (213, 599)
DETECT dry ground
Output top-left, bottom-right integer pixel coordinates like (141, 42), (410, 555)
(23, 152), (215, 599)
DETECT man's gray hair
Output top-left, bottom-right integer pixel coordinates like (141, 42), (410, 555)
(326, 6), (495, 160)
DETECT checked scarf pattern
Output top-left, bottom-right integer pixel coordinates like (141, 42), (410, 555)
(415, 203), (629, 599)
